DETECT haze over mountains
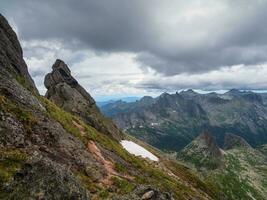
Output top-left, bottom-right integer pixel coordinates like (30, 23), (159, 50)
(101, 89), (267, 151)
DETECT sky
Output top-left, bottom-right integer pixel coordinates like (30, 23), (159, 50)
(2, 0), (267, 101)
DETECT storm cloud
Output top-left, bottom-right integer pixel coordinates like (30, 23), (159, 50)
(3, 0), (267, 75)
(1, 0), (267, 97)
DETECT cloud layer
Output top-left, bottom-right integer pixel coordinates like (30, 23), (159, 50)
(2, 0), (267, 98)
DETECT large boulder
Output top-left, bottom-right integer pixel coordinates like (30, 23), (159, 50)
(44, 59), (122, 140)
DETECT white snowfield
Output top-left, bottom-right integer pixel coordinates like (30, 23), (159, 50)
(120, 140), (159, 161)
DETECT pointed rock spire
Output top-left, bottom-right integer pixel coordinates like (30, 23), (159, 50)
(44, 59), (122, 140)
(179, 132), (223, 169)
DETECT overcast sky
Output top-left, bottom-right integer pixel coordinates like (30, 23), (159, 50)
(2, 0), (267, 100)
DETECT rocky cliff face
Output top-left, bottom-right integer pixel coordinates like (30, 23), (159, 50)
(0, 14), (37, 93)
(44, 59), (122, 140)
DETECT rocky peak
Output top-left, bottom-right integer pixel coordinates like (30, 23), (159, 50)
(180, 89), (198, 96)
(195, 132), (222, 157)
(45, 59), (95, 105)
(138, 96), (154, 105)
(0, 14), (37, 93)
(224, 133), (251, 150)
(45, 59), (77, 88)
(226, 89), (241, 95)
(45, 59), (122, 140)
(225, 89), (263, 104)
(179, 132), (223, 169)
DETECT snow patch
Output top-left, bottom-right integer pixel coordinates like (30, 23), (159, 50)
(120, 140), (159, 161)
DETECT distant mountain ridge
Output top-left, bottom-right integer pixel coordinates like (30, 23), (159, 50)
(97, 97), (140, 107)
(101, 89), (267, 151)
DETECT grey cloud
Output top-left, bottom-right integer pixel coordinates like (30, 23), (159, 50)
(3, 0), (267, 75)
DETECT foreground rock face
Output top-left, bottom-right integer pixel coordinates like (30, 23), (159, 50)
(45, 59), (122, 140)
(0, 14), (96, 199)
(0, 14), (37, 93)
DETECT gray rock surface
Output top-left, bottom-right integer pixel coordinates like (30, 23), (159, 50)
(0, 14), (97, 199)
(0, 14), (37, 93)
(45, 59), (122, 140)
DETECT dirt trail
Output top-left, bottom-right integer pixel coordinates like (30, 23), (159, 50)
(72, 120), (133, 185)
(72, 120), (86, 136)
(87, 140), (118, 185)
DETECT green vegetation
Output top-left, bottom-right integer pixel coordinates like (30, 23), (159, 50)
(180, 152), (221, 170)
(0, 148), (26, 184)
(206, 151), (266, 200)
(114, 163), (127, 174)
(14, 75), (36, 94)
(111, 176), (135, 194)
(0, 148), (27, 198)
(163, 160), (217, 199)
(40, 97), (211, 199)
(0, 95), (37, 133)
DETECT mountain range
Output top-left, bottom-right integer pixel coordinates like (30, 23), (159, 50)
(96, 97), (140, 107)
(101, 89), (267, 152)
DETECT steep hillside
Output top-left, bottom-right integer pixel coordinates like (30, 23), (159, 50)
(0, 14), (219, 200)
(178, 133), (267, 200)
(101, 90), (267, 151)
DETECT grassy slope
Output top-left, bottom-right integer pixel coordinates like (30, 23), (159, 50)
(205, 148), (267, 200)
(41, 97), (216, 199)
(0, 94), (216, 199)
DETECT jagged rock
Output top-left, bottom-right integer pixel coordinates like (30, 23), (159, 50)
(196, 132), (223, 157)
(182, 132), (222, 158)
(0, 14), (98, 198)
(224, 133), (251, 150)
(2, 157), (91, 199)
(0, 14), (37, 93)
(179, 132), (223, 170)
(45, 59), (122, 140)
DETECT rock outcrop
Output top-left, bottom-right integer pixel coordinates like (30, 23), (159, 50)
(0, 14), (97, 199)
(186, 132), (222, 158)
(0, 14), (37, 93)
(44, 59), (122, 140)
(179, 132), (223, 170)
